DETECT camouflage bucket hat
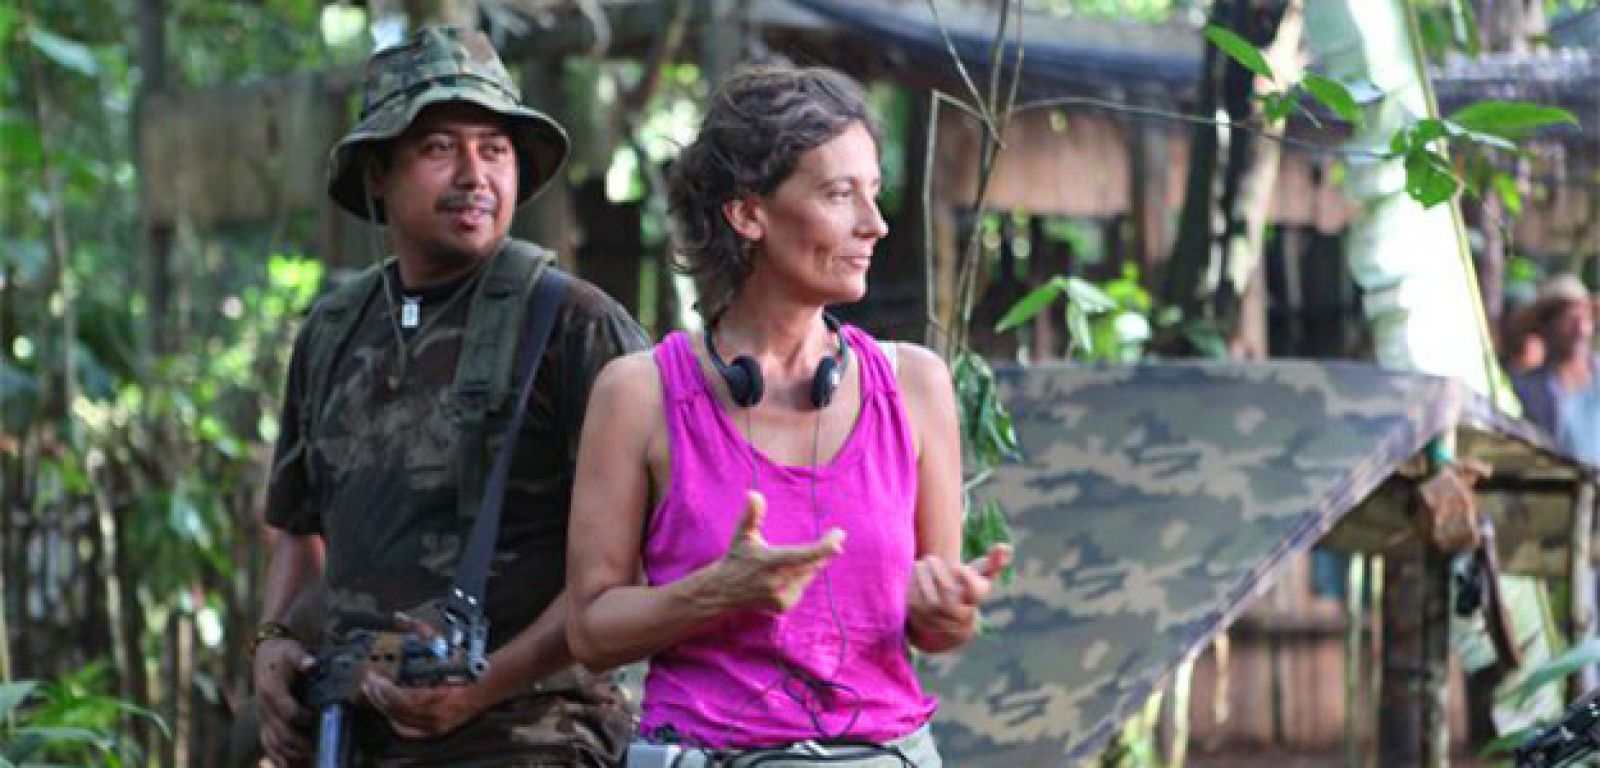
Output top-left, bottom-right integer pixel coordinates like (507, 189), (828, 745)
(327, 25), (570, 221)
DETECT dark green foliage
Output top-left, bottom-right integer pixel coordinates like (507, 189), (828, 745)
(0, 667), (169, 767)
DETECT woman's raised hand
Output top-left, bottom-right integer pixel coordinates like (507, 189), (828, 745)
(906, 543), (1013, 651)
(703, 490), (845, 613)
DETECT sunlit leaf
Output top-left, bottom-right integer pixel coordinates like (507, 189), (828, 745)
(1492, 171), (1523, 216)
(1302, 73), (1361, 125)
(1063, 276), (1118, 314)
(1205, 25), (1273, 82)
(1066, 303), (1094, 356)
(1404, 148), (1460, 207)
(995, 279), (1064, 332)
(1445, 123), (1519, 153)
(1448, 101), (1578, 140)
(26, 28), (99, 78)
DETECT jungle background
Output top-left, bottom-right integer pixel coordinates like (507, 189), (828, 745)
(2, 0), (1597, 765)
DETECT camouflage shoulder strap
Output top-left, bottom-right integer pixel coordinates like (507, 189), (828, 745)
(449, 240), (552, 522)
(297, 262), (386, 484)
(448, 240), (551, 429)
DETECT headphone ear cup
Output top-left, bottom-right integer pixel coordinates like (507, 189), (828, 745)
(728, 356), (765, 408)
(811, 356), (841, 409)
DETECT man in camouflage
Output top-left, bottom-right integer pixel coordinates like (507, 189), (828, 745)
(253, 25), (645, 767)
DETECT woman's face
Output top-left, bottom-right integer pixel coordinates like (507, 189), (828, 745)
(738, 121), (888, 305)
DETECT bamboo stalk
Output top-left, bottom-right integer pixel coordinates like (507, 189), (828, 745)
(1211, 633), (1230, 735)
(175, 611), (193, 768)
(1569, 481), (1597, 695)
(87, 452), (133, 704)
(1344, 553), (1366, 768)
(1168, 653), (1195, 768)
(1367, 554), (1382, 768)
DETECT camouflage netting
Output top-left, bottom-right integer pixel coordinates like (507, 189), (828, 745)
(923, 361), (1593, 766)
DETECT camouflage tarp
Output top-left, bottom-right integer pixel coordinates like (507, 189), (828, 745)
(923, 360), (1592, 766)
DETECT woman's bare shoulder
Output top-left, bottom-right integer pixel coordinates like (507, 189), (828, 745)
(592, 349), (666, 417)
(889, 343), (953, 395)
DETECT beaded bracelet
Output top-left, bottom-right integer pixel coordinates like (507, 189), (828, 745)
(249, 621), (298, 660)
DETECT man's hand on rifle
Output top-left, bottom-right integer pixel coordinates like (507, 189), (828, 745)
(255, 634), (316, 767)
(359, 611), (491, 739)
(362, 670), (489, 738)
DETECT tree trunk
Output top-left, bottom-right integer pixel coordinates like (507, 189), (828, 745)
(1161, 0), (1292, 354)
(512, 56), (580, 266)
(1160, 1), (1230, 317)
(1219, 1), (1301, 358)
(138, 0), (174, 354)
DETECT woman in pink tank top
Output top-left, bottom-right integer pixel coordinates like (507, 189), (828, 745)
(565, 65), (1010, 766)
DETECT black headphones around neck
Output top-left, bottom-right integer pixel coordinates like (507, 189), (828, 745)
(707, 313), (852, 409)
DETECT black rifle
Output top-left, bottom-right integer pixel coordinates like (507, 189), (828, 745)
(299, 597), (488, 768)
(298, 266), (568, 767)
(1516, 689), (1600, 768)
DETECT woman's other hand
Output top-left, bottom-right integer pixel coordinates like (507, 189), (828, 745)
(907, 543), (1012, 652)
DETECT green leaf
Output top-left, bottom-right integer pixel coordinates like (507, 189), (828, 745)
(26, 28), (99, 78)
(1411, 118), (1450, 145)
(1205, 25), (1273, 82)
(0, 116), (42, 169)
(0, 681), (37, 719)
(14, 725), (112, 747)
(1492, 172), (1523, 216)
(1480, 725), (1538, 757)
(1182, 321), (1228, 359)
(1445, 123), (1519, 153)
(1448, 100), (1578, 140)
(995, 279), (1065, 332)
(1302, 73), (1361, 125)
(1066, 303), (1094, 357)
(1404, 148), (1460, 207)
(1062, 276), (1118, 314)
(1506, 636), (1600, 704)
(0, 7), (18, 49)
(1258, 91), (1294, 123)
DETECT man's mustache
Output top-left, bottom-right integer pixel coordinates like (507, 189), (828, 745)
(436, 192), (498, 213)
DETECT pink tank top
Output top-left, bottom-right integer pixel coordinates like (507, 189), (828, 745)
(640, 325), (935, 749)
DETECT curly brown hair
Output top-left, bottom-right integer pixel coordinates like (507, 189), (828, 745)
(668, 64), (877, 322)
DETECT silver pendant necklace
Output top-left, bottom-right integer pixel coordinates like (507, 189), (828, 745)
(400, 296), (421, 329)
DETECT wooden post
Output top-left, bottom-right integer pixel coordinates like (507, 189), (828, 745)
(1343, 553), (1366, 768)
(1422, 544), (1451, 768)
(1571, 480), (1598, 696)
(1380, 538), (1451, 767)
